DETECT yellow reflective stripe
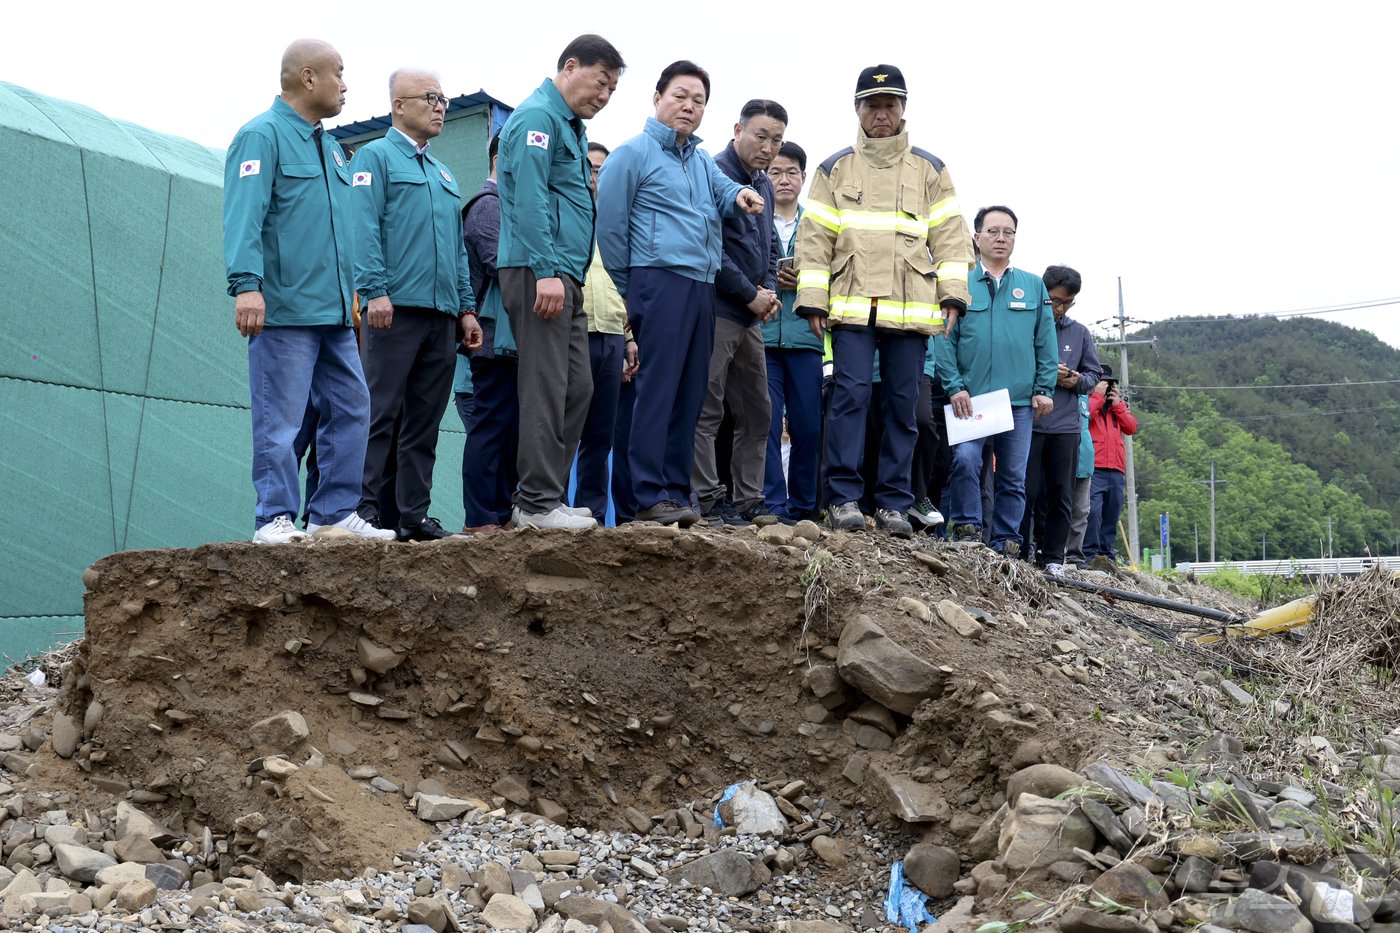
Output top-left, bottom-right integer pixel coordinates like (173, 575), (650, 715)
(927, 196), (961, 228)
(833, 210), (928, 237)
(804, 200), (841, 232)
(936, 261), (969, 282)
(826, 296), (943, 327)
(797, 269), (830, 289)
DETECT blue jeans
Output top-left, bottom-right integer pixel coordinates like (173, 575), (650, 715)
(1085, 468), (1126, 559)
(763, 348), (822, 517)
(948, 404), (1034, 550)
(248, 325), (369, 530)
(825, 326), (926, 513)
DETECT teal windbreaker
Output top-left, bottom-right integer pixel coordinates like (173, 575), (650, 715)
(350, 130), (474, 315)
(224, 97), (355, 326)
(934, 263), (1056, 406)
(495, 80), (595, 283)
(762, 205), (822, 352)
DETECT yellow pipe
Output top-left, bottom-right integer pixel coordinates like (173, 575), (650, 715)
(1193, 596), (1315, 644)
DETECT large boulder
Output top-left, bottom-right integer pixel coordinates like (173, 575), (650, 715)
(717, 782), (789, 837)
(1006, 763), (1085, 807)
(664, 848), (769, 897)
(836, 616), (945, 715)
(998, 793), (1096, 872)
(904, 844), (960, 897)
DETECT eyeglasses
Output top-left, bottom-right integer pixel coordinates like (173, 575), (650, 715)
(746, 130), (784, 149)
(1050, 297), (1075, 309)
(405, 93), (451, 110)
(767, 168), (803, 179)
(981, 227), (1016, 239)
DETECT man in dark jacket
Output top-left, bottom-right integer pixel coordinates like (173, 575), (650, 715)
(1021, 265), (1100, 573)
(691, 99), (787, 526)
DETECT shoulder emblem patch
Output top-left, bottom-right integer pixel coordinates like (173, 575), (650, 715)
(239, 160), (261, 178)
(352, 171), (372, 187)
(527, 130), (549, 149)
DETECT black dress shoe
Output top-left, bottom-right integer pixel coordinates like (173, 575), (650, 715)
(396, 516), (455, 541)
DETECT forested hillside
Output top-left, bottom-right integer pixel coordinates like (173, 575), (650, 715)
(1119, 316), (1398, 562)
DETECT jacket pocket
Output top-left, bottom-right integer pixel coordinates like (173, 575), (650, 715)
(836, 183), (862, 207)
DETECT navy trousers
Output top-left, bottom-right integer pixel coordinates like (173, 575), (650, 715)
(627, 268), (715, 511)
(612, 379), (638, 523)
(574, 332), (625, 518)
(1085, 467), (1127, 560)
(461, 356), (519, 527)
(763, 348), (823, 518)
(825, 325), (926, 514)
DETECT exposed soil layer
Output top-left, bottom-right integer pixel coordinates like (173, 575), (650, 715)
(62, 525), (1129, 883)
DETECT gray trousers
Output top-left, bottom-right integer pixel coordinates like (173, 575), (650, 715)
(692, 317), (771, 507)
(1065, 474), (1093, 563)
(359, 307), (456, 527)
(501, 268), (592, 515)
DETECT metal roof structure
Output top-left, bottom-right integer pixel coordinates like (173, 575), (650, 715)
(329, 89), (512, 145)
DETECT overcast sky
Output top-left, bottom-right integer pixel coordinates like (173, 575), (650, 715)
(11, 1), (1400, 352)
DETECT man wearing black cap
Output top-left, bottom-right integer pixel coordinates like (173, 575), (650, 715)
(794, 65), (974, 537)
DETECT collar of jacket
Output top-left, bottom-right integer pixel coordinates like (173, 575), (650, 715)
(717, 140), (766, 185)
(644, 116), (702, 156)
(388, 126), (433, 160)
(272, 96), (318, 140)
(536, 78), (584, 127)
(854, 124), (909, 169)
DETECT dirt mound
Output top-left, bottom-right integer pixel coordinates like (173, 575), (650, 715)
(54, 525), (1128, 885)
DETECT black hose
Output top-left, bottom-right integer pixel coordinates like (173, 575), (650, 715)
(1050, 574), (1248, 624)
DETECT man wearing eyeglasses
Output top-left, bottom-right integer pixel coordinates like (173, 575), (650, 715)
(497, 34), (626, 531)
(350, 69), (480, 541)
(1020, 265), (1100, 574)
(935, 206), (1057, 557)
(691, 99), (787, 527)
(795, 65), (974, 538)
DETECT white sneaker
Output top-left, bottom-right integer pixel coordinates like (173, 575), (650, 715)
(1045, 562), (1067, 577)
(253, 516), (308, 544)
(307, 512), (395, 540)
(512, 506), (597, 531)
(561, 506), (593, 518)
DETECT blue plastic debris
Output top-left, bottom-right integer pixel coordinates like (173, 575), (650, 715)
(713, 782), (741, 827)
(885, 860), (937, 933)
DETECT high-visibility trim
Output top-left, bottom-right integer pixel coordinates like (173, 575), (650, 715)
(833, 209), (928, 237)
(804, 200), (841, 232)
(797, 269), (831, 289)
(927, 196), (961, 228)
(826, 295), (943, 328)
(935, 261), (969, 282)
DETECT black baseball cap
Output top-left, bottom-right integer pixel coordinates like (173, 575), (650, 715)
(855, 65), (907, 100)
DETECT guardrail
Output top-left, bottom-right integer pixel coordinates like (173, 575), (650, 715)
(1175, 557), (1400, 577)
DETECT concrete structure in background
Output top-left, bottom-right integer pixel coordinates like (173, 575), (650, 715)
(0, 84), (508, 662)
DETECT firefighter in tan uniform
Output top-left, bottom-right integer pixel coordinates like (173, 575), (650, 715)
(795, 64), (974, 537)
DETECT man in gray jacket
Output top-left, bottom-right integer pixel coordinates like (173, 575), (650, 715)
(1022, 265), (1099, 574)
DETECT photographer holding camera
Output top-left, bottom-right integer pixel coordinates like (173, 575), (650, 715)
(1083, 363), (1138, 565)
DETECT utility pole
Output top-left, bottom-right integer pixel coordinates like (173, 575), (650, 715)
(1196, 461), (1228, 562)
(1261, 531), (1267, 562)
(1194, 523), (1200, 563)
(1095, 278), (1154, 565)
(1325, 518), (1333, 559)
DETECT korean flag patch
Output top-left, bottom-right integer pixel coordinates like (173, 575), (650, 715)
(239, 159), (261, 179)
(527, 130), (549, 150)
(352, 171), (372, 187)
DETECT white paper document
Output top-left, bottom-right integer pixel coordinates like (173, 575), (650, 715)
(943, 388), (1014, 446)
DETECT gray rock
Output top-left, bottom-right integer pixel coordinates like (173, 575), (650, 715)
(1059, 906), (1152, 933)
(145, 862), (184, 890)
(716, 782), (789, 837)
(1229, 888), (1313, 933)
(53, 843), (117, 883)
(492, 775), (532, 807)
(1195, 732), (1245, 763)
(1085, 763), (1160, 808)
(936, 600), (984, 639)
(967, 804), (1008, 861)
(848, 700), (897, 736)
(1219, 679), (1256, 707)
(478, 860), (514, 901)
(1006, 763), (1084, 807)
(868, 764), (949, 823)
(1172, 855), (1215, 893)
(998, 794), (1096, 872)
(249, 710), (309, 750)
(806, 664), (849, 710)
(51, 713), (80, 759)
(903, 843), (959, 897)
(1149, 780), (1195, 812)
(409, 896), (451, 932)
(664, 848), (767, 897)
(836, 615), (946, 715)
(416, 794), (475, 821)
(356, 637), (405, 674)
(116, 878), (157, 912)
(1091, 860), (1169, 909)
(1080, 798), (1136, 854)
(115, 802), (178, 846)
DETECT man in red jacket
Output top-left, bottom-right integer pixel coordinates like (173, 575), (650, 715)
(1084, 364), (1138, 563)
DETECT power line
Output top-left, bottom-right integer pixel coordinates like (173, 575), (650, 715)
(1132, 378), (1400, 391)
(1141, 403), (1400, 427)
(1143, 296), (1400, 325)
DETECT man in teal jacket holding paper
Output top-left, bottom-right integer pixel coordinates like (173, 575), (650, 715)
(224, 39), (393, 545)
(496, 34), (626, 532)
(934, 205), (1056, 555)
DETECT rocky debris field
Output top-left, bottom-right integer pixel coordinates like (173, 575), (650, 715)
(1, 523), (1398, 933)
